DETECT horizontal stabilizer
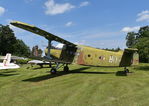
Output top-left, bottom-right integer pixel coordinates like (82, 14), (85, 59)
(10, 21), (76, 46)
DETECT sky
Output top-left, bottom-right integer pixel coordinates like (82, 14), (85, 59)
(0, 0), (149, 50)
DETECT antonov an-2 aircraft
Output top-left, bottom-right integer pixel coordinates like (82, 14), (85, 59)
(10, 21), (139, 74)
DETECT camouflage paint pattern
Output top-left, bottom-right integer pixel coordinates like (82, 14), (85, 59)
(75, 45), (123, 66)
(47, 45), (139, 67)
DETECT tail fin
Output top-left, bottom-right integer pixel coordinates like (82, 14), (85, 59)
(119, 48), (139, 67)
(3, 53), (11, 66)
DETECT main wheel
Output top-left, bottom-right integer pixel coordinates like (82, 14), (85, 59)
(64, 66), (69, 72)
(50, 68), (57, 74)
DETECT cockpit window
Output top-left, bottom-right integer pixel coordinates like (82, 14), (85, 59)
(88, 54), (91, 57)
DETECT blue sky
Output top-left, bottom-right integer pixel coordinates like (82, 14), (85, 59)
(0, 0), (149, 50)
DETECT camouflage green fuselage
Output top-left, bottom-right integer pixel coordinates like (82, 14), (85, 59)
(49, 45), (139, 67)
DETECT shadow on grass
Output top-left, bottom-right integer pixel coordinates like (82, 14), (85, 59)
(22, 67), (125, 82)
(0, 73), (18, 77)
(135, 66), (149, 71)
(0, 71), (16, 73)
(116, 71), (127, 76)
(71, 68), (126, 76)
(71, 71), (115, 74)
(0, 70), (18, 77)
(32, 66), (51, 70)
(22, 67), (90, 82)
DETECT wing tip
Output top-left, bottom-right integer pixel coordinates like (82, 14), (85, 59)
(10, 21), (34, 27)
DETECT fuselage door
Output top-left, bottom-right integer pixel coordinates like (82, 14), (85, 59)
(60, 45), (77, 63)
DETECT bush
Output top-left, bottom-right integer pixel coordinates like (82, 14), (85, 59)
(15, 59), (31, 64)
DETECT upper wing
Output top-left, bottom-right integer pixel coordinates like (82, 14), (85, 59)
(10, 21), (76, 46)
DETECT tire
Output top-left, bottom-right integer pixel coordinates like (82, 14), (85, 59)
(50, 68), (57, 74)
(124, 69), (129, 73)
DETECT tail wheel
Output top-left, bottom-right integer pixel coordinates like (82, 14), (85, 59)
(64, 66), (69, 72)
(125, 69), (129, 73)
(50, 68), (57, 74)
(124, 69), (129, 73)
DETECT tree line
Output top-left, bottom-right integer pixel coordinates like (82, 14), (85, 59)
(126, 26), (149, 63)
(0, 24), (31, 57)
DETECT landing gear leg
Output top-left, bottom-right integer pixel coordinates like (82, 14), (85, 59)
(49, 62), (52, 68)
(50, 62), (63, 74)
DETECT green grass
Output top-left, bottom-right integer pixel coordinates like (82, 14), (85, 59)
(0, 63), (149, 106)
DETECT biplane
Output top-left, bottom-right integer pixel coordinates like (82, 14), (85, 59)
(10, 21), (139, 74)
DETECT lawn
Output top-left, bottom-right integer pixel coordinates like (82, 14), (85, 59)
(0, 63), (149, 106)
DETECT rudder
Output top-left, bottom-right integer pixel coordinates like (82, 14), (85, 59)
(119, 48), (139, 67)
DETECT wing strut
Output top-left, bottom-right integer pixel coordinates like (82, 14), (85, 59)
(47, 40), (52, 59)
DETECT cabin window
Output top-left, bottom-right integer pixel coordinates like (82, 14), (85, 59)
(88, 54), (91, 57)
(99, 56), (102, 59)
(99, 56), (105, 60)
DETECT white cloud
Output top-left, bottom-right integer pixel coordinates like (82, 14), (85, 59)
(79, 1), (90, 7)
(55, 43), (64, 48)
(65, 21), (73, 27)
(136, 10), (149, 22)
(0, 6), (5, 16)
(44, 0), (75, 15)
(121, 26), (140, 33)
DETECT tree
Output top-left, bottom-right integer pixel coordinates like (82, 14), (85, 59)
(0, 24), (17, 55)
(0, 24), (31, 57)
(126, 32), (137, 48)
(102, 47), (121, 52)
(115, 47), (121, 51)
(137, 26), (149, 38)
(14, 39), (31, 57)
(134, 38), (149, 62)
(126, 26), (149, 62)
